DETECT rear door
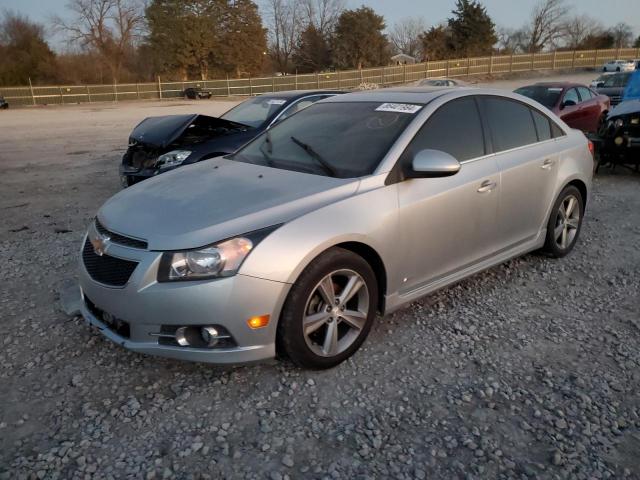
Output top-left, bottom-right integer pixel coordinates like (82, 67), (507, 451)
(577, 87), (601, 132)
(396, 96), (500, 292)
(479, 96), (560, 249)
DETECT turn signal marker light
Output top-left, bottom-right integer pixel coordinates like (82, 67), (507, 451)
(247, 315), (270, 329)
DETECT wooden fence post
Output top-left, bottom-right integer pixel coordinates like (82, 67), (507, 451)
(158, 76), (162, 100)
(403, 64), (407, 84)
(272, 75), (275, 93)
(489, 55), (493, 75)
(295, 70), (298, 90)
(86, 85), (91, 103)
(59, 87), (64, 104)
(552, 51), (557, 69)
(249, 75), (253, 96)
(136, 83), (140, 99)
(114, 79), (118, 102)
(445, 60), (450, 77)
(509, 54), (514, 73)
(316, 72), (320, 88)
(226, 75), (231, 97)
(360, 68), (364, 84)
(337, 70), (341, 89)
(571, 50), (576, 69)
(28, 77), (36, 106)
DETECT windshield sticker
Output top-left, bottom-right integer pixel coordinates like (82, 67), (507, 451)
(266, 99), (287, 105)
(375, 103), (422, 114)
(548, 88), (563, 92)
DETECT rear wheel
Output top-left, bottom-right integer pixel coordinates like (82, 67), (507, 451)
(541, 186), (584, 258)
(277, 248), (377, 369)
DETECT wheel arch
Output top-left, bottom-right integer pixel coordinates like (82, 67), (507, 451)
(334, 241), (387, 314)
(566, 178), (588, 207)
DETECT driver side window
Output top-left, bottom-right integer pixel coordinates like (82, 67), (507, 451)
(563, 88), (580, 105)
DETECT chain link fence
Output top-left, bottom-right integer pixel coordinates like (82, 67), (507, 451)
(1, 48), (638, 107)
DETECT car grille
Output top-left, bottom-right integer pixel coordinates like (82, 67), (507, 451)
(95, 219), (147, 250)
(85, 296), (131, 338)
(82, 239), (139, 287)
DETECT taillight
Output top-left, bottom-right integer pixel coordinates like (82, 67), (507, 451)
(588, 140), (595, 156)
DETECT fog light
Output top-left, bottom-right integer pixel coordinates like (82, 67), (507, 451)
(247, 315), (270, 329)
(201, 326), (219, 347)
(175, 326), (190, 346)
(614, 136), (624, 146)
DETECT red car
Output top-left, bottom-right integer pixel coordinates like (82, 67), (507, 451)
(514, 82), (610, 133)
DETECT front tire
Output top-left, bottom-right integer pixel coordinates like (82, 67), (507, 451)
(277, 248), (378, 369)
(541, 186), (584, 258)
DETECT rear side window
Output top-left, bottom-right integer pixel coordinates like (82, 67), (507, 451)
(531, 109), (552, 141)
(404, 97), (485, 162)
(482, 97), (538, 152)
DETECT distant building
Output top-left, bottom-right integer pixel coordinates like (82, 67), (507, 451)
(390, 54), (417, 66)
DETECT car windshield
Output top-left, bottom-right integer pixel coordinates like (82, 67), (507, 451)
(231, 102), (420, 178)
(601, 73), (632, 88)
(220, 96), (288, 128)
(514, 86), (562, 109)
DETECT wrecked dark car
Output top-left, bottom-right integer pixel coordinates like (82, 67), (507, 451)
(595, 72), (633, 106)
(593, 71), (640, 172)
(120, 90), (342, 186)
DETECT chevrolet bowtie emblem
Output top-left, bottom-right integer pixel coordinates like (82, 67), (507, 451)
(91, 233), (110, 256)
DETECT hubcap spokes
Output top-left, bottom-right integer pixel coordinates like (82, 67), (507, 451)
(303, 269), (369, 357)
(554, 195), (580, 250)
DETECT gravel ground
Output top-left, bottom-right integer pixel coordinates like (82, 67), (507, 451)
(1, 72), (639, 479)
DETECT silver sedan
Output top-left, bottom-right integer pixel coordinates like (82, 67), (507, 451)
(79, 87), (593, 369)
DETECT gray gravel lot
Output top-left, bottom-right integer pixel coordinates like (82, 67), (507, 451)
(1, 72), (639, 479)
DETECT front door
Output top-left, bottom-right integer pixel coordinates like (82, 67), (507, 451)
(395, 96), (500, 292)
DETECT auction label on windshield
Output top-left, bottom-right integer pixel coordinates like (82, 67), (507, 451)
(375, 103), (422, 114)
(267, 99), (287, 105)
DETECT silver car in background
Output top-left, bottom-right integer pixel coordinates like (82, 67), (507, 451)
(79, 87), (593, 369)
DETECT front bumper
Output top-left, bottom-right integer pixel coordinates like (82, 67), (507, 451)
(119, 164), (180, 186)
(79, 236), (291, 364)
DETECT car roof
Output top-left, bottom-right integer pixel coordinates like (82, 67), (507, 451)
(528, 82), (586, 88)
(323, 87), (459, 104)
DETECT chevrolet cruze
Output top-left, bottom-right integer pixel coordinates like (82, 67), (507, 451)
(79, 87), (593, 369)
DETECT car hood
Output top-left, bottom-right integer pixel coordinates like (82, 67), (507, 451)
(98, 158), (360, 250)
(609, 99), (640, 117)
(130, 114), (249, 149)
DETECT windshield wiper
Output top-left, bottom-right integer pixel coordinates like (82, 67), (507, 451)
(289, 136), (337, 177)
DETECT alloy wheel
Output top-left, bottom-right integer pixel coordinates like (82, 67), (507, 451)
(554, 194), (580, 250)
(302, 269), (370, 358)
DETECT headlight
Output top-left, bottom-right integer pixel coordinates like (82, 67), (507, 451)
(159, 237), (253, 281)
(614, 118), (624, 129)
(156, 150), (191, 169)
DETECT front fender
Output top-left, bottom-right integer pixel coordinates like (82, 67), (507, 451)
(239, 178), (403, 293)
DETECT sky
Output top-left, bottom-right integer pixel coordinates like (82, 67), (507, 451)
(1, 0), (638, 45)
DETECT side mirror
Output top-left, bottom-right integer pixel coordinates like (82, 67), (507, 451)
(408, 149), (461, 178)
(561, 99), (577, 109)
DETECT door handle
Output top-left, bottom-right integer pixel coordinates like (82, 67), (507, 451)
(541, 159), (555, 170)
(477, 180), (497, 193)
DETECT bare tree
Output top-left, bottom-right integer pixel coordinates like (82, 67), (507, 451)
(609, 22), (633, 49)
(301, 0), (345, 37)
(525, 0), (568, 52)
(264, 0), (301, 73)
(563, 14), (603, 49)
(497, 27), (528, 54)
(389, 17), (426, 58)
(53, 0), (144, 81)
